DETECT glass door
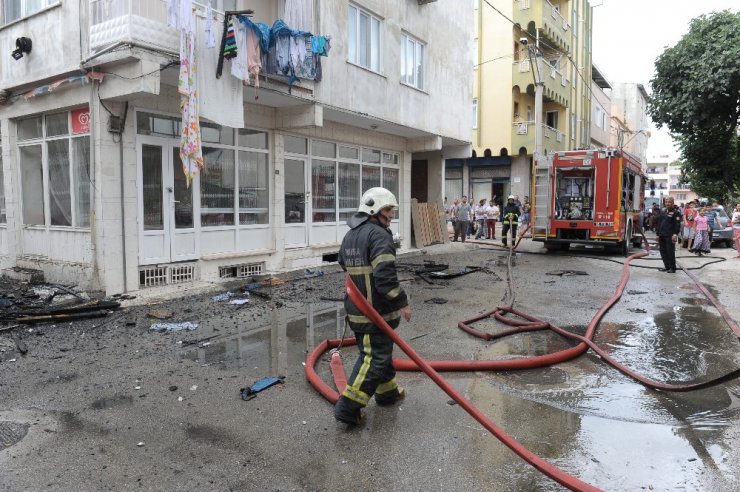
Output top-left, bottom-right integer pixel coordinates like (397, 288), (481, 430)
(138, 138), (198, 264)
(284, 158), (309, 248)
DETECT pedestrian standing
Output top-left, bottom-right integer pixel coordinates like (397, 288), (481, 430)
(689, 208), (711, 256)
(335, 187), (412, 426)
(501, 195), (520, 247)
(486, 199), (499, 240)
(453, 196), (472, 243)
(653, 197), (681, 273)
(519, 197), (531, 238)
(681, 200), (697, 248)
(474, 198), (487, 240)
(704, 206), (718, 243)
(731, 203), (740, 258)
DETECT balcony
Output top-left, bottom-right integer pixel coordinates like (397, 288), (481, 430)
(512, 121), (567, 154)
(514, 0), (571, 53)
(89, 0), (179, 56)
(512, 57), (569, 106)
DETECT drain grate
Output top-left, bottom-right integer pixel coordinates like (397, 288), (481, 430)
(0, 421), (30, 450)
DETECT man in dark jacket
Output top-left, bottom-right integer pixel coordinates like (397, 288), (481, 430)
(653, 197), (682, 273)
(334, 187), (412, 426)
(501, 195), (521, 247)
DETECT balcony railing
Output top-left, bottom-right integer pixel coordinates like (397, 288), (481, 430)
(514, 0), (571, 53)
(512, 58), (569, 106)
(512, 121), (567, 154)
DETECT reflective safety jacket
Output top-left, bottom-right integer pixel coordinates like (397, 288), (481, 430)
(339, 216), (408, 333)
(502, 204), (521, 225)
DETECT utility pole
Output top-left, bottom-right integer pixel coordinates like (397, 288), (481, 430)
(522, 35), (544, 164)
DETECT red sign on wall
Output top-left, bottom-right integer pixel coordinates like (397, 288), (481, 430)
(71, 107), (90, 134)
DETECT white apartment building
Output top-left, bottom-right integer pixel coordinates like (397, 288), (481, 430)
(644, 155), (698, 204)
(0, 0), (472, 294)
(589, 64), (610, 149)
(609, 82), (649, 167)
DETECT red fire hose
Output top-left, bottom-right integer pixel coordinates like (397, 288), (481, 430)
(304, 226), (739, 491)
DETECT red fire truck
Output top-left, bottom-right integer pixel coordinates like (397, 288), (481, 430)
(531, 149), (645, 254)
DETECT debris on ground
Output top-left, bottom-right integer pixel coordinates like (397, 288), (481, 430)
(149, 322), (199, 332)
(424, 298), (448, 304)
(147, 309), (173, 320)
(212, 292), (235, 302)
(319, 296), (344, 302)
(11, 332), (27, 354)
(240, 376), (285, 401)
(229, 298), (250, 306)
(627, 290), (649, 295)
(428, 266), (482, 279)
(628, 308), (648, 314)
(304, 269), (325, 278)
(545, 270), (589, 276)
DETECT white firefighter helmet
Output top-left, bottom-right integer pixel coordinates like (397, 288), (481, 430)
(358, 187), (398, 215)
(507, 195), (516, 200)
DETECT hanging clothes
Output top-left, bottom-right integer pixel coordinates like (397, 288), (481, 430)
(205, 1), (217, 48)
(167, 0), (179, 28)
(179, 0), (192, 34)
(230, 18), (249, 81)
(179, 19), (203, 187)
(246, 27), (262, 91)
(224, 16), (238, 59)
(289, 35), (307, 71)
(196, 12), (244, 128)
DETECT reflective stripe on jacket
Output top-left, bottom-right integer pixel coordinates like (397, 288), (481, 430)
(339, 219), (408, 333)
(502, 204), (520, 225)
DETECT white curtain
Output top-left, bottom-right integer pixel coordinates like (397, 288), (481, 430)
(284, 0), (314, 32)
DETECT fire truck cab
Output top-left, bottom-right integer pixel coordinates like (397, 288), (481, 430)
(531, 149), (645, 254)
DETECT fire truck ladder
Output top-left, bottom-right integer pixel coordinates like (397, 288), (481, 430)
(533, 154), (553, 237)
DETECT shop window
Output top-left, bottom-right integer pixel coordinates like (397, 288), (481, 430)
(285, 135), (308, 155)
(362, 165), (381, 193)
(338, 163), (361, 222)
(312, 159), (336, 223)
(238, 151), (269, 225)
(17, 111), (90, 228)
(201, 148), (236, 227)
(348, 4), (381, 72)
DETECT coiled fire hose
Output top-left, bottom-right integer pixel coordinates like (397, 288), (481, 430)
(304, 225), (740, 491)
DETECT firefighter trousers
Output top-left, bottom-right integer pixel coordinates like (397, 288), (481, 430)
(501, 223), (517, 245)
(658, 236), (677, 270)
(334, 332), (401, 421)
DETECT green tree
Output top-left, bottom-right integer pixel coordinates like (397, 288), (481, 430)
(648, 10), (740, 202)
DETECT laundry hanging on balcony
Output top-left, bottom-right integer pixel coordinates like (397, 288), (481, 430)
(215, 14), (331, 95)
(178, 0), (204, 187)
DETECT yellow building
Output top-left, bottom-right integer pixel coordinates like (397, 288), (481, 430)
(447, 0), (593, 206)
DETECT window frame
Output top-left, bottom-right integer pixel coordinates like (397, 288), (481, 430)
(348, 3), (382, 73)
(400, 32), (425, 90)
(308, 139), (400, 224)
(2, 0), (60, 26)
(473, 99), (478, 129)
(16, 109), (91, 230)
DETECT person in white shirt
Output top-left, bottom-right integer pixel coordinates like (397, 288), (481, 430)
(474, 198), (488, 239)
(485, 199), (500, 240)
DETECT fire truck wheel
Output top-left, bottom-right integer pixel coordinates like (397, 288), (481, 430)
(559, 242), (570, 251)
(543, 242), (559, 252)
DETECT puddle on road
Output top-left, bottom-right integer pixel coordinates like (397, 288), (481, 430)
(472, 305), (740, 490)
(180, 303), (345, 377)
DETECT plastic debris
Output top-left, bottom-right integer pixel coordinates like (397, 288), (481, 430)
(147, 308), (173, 320)
(137, 442), (145, 447)
(304, 269), (325, 278)
(424, 298), (448, 304)
(240, 376), (285, 401)
(178, 396), (184, 402)
(190, 385), (198, 391)
(212, 292), (235, 302)
(169, 385), (178, 391)
(149, 322), (199, 332)
(230, 298), (249, 305)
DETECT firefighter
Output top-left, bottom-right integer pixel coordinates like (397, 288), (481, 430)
(334, 187), (412, 426)
(653, 196), (682, 273)
(501, 195), (521, 247)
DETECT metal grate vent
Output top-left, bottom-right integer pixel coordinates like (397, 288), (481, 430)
(139, 266), (168, 288)
(238, 262), (264, 278)
(170, 264), (196, 284)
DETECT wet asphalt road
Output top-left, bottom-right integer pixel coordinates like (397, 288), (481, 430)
(1, 238), (739, 491)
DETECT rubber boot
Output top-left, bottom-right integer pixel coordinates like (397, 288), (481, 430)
(376, 387), (406, 406)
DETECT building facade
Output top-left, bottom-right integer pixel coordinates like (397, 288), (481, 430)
(456, 0), (593, 207)
(609, 82), (649, 167)
(589, 63), (610, 149)
(644, 155), (698, 205)
(0, 0), (472, 294)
